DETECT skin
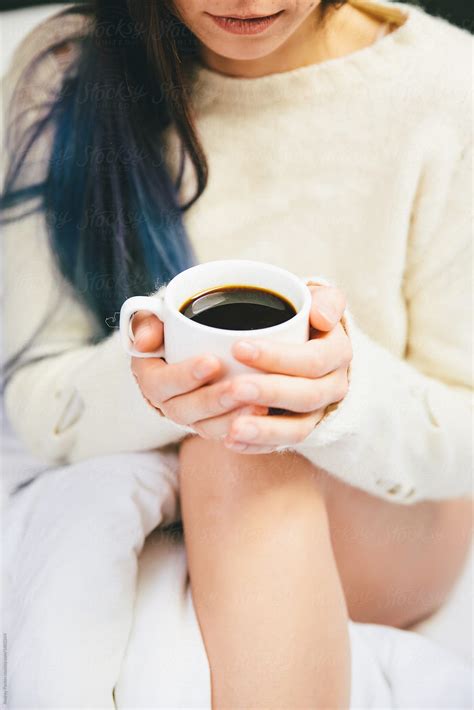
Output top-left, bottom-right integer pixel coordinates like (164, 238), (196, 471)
(131, 282), (351, 453)
(131, 2), (473, 707)
(179, 439), (351, 709)
(179, 437), (472, 707)
(173, 0), (392, 77)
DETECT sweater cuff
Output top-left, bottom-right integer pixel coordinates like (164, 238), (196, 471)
(277, 302), (387, 496)
(283, 278), (420, 501)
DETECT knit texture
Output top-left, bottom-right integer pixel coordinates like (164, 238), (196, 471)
(1, 0), (472, 502)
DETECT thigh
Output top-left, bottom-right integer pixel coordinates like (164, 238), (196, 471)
(178, 436), (350, 709)
(179, 437), (472, 630)
(317, 465), (473, 628)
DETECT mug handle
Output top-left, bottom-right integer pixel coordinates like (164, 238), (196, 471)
(119, 295), (166, 359)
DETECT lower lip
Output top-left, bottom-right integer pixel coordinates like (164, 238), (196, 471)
(207, 11), (284, 35)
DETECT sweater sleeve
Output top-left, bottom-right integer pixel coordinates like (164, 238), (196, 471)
(1, 21), (190, 466)
(2, 210), (191, 465)
(287, 140), (472, 504)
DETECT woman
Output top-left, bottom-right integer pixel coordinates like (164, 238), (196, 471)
(1, 0), (472, 706)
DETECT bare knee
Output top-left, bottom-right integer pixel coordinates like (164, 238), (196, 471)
(179, 436), (337, 628)
(178, 435), (324, 499)
(178, 436), (328, 538)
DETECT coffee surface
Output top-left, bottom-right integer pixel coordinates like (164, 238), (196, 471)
(180, 285), (296, 331)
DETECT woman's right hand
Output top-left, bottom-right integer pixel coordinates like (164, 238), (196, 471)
(129, 312), (268, 436)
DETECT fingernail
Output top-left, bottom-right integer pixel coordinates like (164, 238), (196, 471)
(193, 357), (218, 380)
(233, 421), (259, 441)
(219, 393), (237, 408)
(134, 325), (151, 348)
(233, 382), (260, 401)
(225, 441), (248, 451)
(317, 293), (339, 324)
(234, 341), (259, 360)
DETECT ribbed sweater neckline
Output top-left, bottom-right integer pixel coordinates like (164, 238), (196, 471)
(189, 0), (423, 108)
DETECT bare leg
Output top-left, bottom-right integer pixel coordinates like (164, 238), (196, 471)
(320, 469), (473, 628)
(179, 435), (472, 708)
(179, 437), (350, 709)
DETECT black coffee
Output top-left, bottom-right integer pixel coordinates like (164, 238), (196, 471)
(180, 285), (297, 331)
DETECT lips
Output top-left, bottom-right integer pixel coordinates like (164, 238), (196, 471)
(207, 10), (284, 35)
(219, 12), (281, 19)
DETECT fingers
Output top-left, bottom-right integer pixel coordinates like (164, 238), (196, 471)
(193, 404), (269, 439)
(224, 409), (324, 449)
(131, 312), (164, 353)
(131, 352), (224, 403)
(221, 365), (348, 413)
(232, 321), (352, 377)
(129, 282), (351, 437)
(160, 377), (248, 426)
(307, 284), (347, 331)
(225, 445), (276, 454)
(154, 361), (348, 428)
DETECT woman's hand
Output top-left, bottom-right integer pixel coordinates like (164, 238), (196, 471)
(197, 283), (353, 454)
(130, 311), (268, 428)
(130, 283), (352, 453)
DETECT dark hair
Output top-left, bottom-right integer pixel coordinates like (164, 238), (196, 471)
(1, 0), (345, 379)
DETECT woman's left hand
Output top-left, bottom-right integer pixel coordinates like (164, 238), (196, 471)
(192, 283), (353, 454)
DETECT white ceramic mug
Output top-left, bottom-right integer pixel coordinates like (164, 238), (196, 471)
(119, 259), (312, 376)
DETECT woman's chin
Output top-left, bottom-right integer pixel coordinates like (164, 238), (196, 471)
(199, 38), (288, 65)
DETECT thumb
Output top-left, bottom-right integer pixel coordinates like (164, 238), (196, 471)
(308, 284), (347, 331)
(131, 312), (164, 353)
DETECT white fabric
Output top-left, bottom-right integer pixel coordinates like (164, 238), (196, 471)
(1, 0), (472, 504)
(2, 417), (472, 708)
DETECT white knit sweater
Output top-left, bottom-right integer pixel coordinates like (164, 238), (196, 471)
(1, 0), (472, 504)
